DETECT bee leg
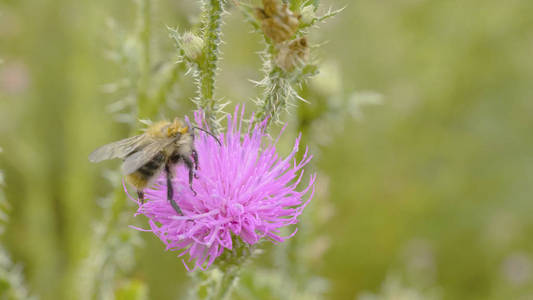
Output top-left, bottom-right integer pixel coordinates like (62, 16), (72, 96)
(137, 190), (144, 204)
(165, 164), (183, 215)
(182, 156), (197, 196)
(192, 149), (199, 179)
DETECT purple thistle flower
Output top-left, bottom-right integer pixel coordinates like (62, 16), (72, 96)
(127, 106), (316, 270)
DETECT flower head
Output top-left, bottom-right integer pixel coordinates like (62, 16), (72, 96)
(181, 32), (204, 61)
(128, 107), (315, 270)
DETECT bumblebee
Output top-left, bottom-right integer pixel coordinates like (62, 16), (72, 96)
(89, 118), (220, 215)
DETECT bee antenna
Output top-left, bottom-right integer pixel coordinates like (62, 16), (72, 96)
(193, 127), (222, 146)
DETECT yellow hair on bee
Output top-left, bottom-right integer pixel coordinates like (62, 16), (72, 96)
(143, 118), (188, 138)
(146, 121), (172, 138)
(166, 118), (189, 137)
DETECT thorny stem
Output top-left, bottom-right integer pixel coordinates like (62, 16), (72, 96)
(212, 267), (240, 300)
(253, 37), (307, 129)
(191, 237), (250, 300)
(255, 65), (291, 128)
(198, 0), (224, 131)
(189, 267), (241, 300)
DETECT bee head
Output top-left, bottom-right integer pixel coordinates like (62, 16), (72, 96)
(167, 118), (189, 137)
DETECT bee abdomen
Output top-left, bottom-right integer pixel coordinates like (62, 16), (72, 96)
(137, 166), (156, 178)
(127, 152), (166, 189)
(137, 152), (165, 176)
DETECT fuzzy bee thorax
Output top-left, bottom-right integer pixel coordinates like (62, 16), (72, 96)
(146, 118), (188, 138)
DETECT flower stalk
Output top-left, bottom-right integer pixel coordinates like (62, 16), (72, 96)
(197, 0), (225, 131)
(254, 44), (317, 128)
(188, 237), (253, 300)
(214, 270), (239, 300)
(255, 65), (292, 126)
(251, 0), (317, 127)
(210, 237), (253, 300)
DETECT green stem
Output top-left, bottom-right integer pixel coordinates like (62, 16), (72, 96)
(192, 237), (250, 300)
(212, 268), (239, 300)
(256, 66), (290, 128)
(198, 0), (224, 131)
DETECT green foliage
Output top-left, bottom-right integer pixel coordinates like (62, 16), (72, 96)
(1, 0), (533, 299)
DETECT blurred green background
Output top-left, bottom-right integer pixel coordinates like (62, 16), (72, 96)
(1, 0), (533, 299)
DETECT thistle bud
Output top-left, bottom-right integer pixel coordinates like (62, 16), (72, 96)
(181, 32), (204, 61)
(275, 37), (309, 71)
(300, 5), (316, 25)
(256, 0), (300, 44)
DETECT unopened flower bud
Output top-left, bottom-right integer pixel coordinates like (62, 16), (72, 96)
(256, 0), (300, 44)
(300, 5), (316, 25)
(181, 32), (204, 61)
(275, 37), (309, 71)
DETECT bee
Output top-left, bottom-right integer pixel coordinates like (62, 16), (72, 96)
(89, 118), (220, 215)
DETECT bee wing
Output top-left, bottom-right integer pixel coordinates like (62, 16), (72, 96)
(88, 134), (149, 163)
(121, 139), (173, 175)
